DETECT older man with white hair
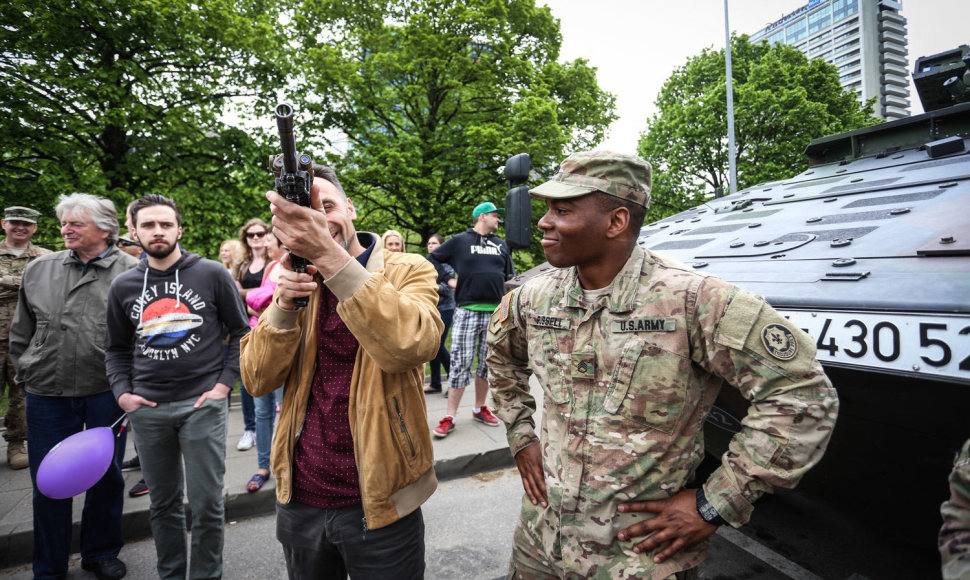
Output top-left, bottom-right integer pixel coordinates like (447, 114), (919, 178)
(10, 193), (138, 580)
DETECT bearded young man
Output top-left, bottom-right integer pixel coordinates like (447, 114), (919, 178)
(104, 194), (249, 579)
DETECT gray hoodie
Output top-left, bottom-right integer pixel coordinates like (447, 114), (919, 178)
(105, 251), (249, 402)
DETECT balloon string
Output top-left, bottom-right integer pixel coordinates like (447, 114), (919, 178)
(111, 413), (129, 436)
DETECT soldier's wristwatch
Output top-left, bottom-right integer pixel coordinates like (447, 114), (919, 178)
(695, 488), (726, 526)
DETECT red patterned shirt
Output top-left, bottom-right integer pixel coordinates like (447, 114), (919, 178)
(291, 236), (375, 508)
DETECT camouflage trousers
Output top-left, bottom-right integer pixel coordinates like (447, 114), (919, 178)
(0, 344), (26, 443)
(508, 497), (701, 580)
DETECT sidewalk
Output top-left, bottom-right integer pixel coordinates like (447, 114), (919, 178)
(0, 376), (541, 569)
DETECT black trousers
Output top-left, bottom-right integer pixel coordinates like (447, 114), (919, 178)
(276, 500), (425, 580)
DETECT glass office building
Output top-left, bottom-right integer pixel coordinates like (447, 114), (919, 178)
(749, 0), (910, 120)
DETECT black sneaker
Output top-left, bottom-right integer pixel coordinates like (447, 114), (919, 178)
(81, 557), (127, 580)
(128, 479), (149, 497)
(121, 456), (140, 471)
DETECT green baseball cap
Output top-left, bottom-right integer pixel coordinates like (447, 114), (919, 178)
(472, 201), (505, 219)
(3, 206), (41, 223)
(530, 150), (652, 208)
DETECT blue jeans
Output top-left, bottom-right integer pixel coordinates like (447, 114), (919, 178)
(429, 308), (454, 389)
(254, 388), (281, 470)
(26, 391), (127, 580)
(128, 397), (228, 580)
(224, 342), (255, 431)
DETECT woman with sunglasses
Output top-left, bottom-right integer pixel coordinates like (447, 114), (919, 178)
(232, 218), (270, 451)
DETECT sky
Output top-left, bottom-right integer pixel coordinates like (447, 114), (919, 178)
(541, 0), (966, 152)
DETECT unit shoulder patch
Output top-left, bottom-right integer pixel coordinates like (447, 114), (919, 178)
(498, 290), (514, 323)
(761, 323), (798, 360)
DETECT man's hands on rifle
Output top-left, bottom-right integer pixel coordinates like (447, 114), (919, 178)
(616, 488), (718, 563)
(267, 178), (353, 276)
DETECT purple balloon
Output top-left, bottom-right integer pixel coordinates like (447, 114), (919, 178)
(36, 427), (116, 499)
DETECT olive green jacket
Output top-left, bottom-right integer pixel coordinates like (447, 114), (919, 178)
(10, 247), (139, 396)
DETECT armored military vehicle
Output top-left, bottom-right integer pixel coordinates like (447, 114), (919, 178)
(504, 45), (970, 574)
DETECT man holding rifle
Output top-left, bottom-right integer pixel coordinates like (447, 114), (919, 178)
(241, 160), (442, 579)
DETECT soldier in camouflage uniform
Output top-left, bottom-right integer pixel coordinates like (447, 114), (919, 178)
(940, 438), (970, 580)
(486, 151), (839, 579)
(0, 206), (50, 470)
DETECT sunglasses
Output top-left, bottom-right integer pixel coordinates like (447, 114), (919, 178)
(246, 231), (267, 239)
(118, 239), (140, 248)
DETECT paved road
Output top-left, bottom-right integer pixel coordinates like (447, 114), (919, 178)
(0, 468), (858, 580)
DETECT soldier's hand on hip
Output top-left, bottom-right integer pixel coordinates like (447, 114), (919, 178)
(616, 488), (718, 563)
(514, 442), (548, 507)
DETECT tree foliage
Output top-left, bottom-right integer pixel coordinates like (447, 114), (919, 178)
(637, 35), (879, 224)
(291, 0), (617, 265)
(0, 0), (289, 254)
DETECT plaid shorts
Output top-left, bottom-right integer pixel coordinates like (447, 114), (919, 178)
(447, 308), (493, 390)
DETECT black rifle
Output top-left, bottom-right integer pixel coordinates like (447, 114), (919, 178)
(268, 103), (313, 308)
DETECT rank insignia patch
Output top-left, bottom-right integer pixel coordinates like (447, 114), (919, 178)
(571, 353), (596, 380)
(761, 323), (798, 360)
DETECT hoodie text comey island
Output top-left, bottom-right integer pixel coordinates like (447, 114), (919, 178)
(105, 251), (250, 403)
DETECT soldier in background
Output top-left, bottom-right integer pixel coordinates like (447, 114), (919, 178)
(0, 206), (50, 470)
(486, 151), (839, 579)
(940, 438), (970, 580)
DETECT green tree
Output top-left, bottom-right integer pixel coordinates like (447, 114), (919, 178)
(0, 0), (290, 254)
(291, 0), (616, 265)
(637, 35), (879, 224)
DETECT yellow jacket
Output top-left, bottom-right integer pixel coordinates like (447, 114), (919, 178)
(240, 234), (442, 529)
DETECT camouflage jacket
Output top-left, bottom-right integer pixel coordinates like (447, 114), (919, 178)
(0, 241), (51, 341)
(486, 246), (838, 578)
(941, 438), (970, 580)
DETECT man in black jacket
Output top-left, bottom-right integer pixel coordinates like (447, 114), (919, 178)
(428, 201), (514, 437)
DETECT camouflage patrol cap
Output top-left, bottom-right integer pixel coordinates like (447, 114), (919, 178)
(3, 206), (40, 224)
(530, 151), (652, 208)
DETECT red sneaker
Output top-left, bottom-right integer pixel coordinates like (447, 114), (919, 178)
(472, 406), (500, 426)
(434, 416), (455, 438)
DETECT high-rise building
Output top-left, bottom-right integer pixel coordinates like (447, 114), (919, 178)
(749, 0), (910, 120)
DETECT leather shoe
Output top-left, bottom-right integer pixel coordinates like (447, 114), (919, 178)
(81, 558), (127, 580)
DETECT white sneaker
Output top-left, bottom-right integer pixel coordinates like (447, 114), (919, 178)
(237, 430), (256, 451)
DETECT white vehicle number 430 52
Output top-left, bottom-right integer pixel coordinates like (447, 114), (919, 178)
(778, 310), (970, 382)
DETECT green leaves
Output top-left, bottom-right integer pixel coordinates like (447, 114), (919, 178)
(294, 0), (615, 265)
(1, 0), (615, 265)
(638, 35), (879, 219)
(0, 0), (287, 253)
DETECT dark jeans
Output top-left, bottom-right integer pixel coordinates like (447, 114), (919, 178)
(26, 391), (127, 580)
(428, 308), (454, 388)
(239, 384), (256, 431)
(276, 501), (425, 580)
